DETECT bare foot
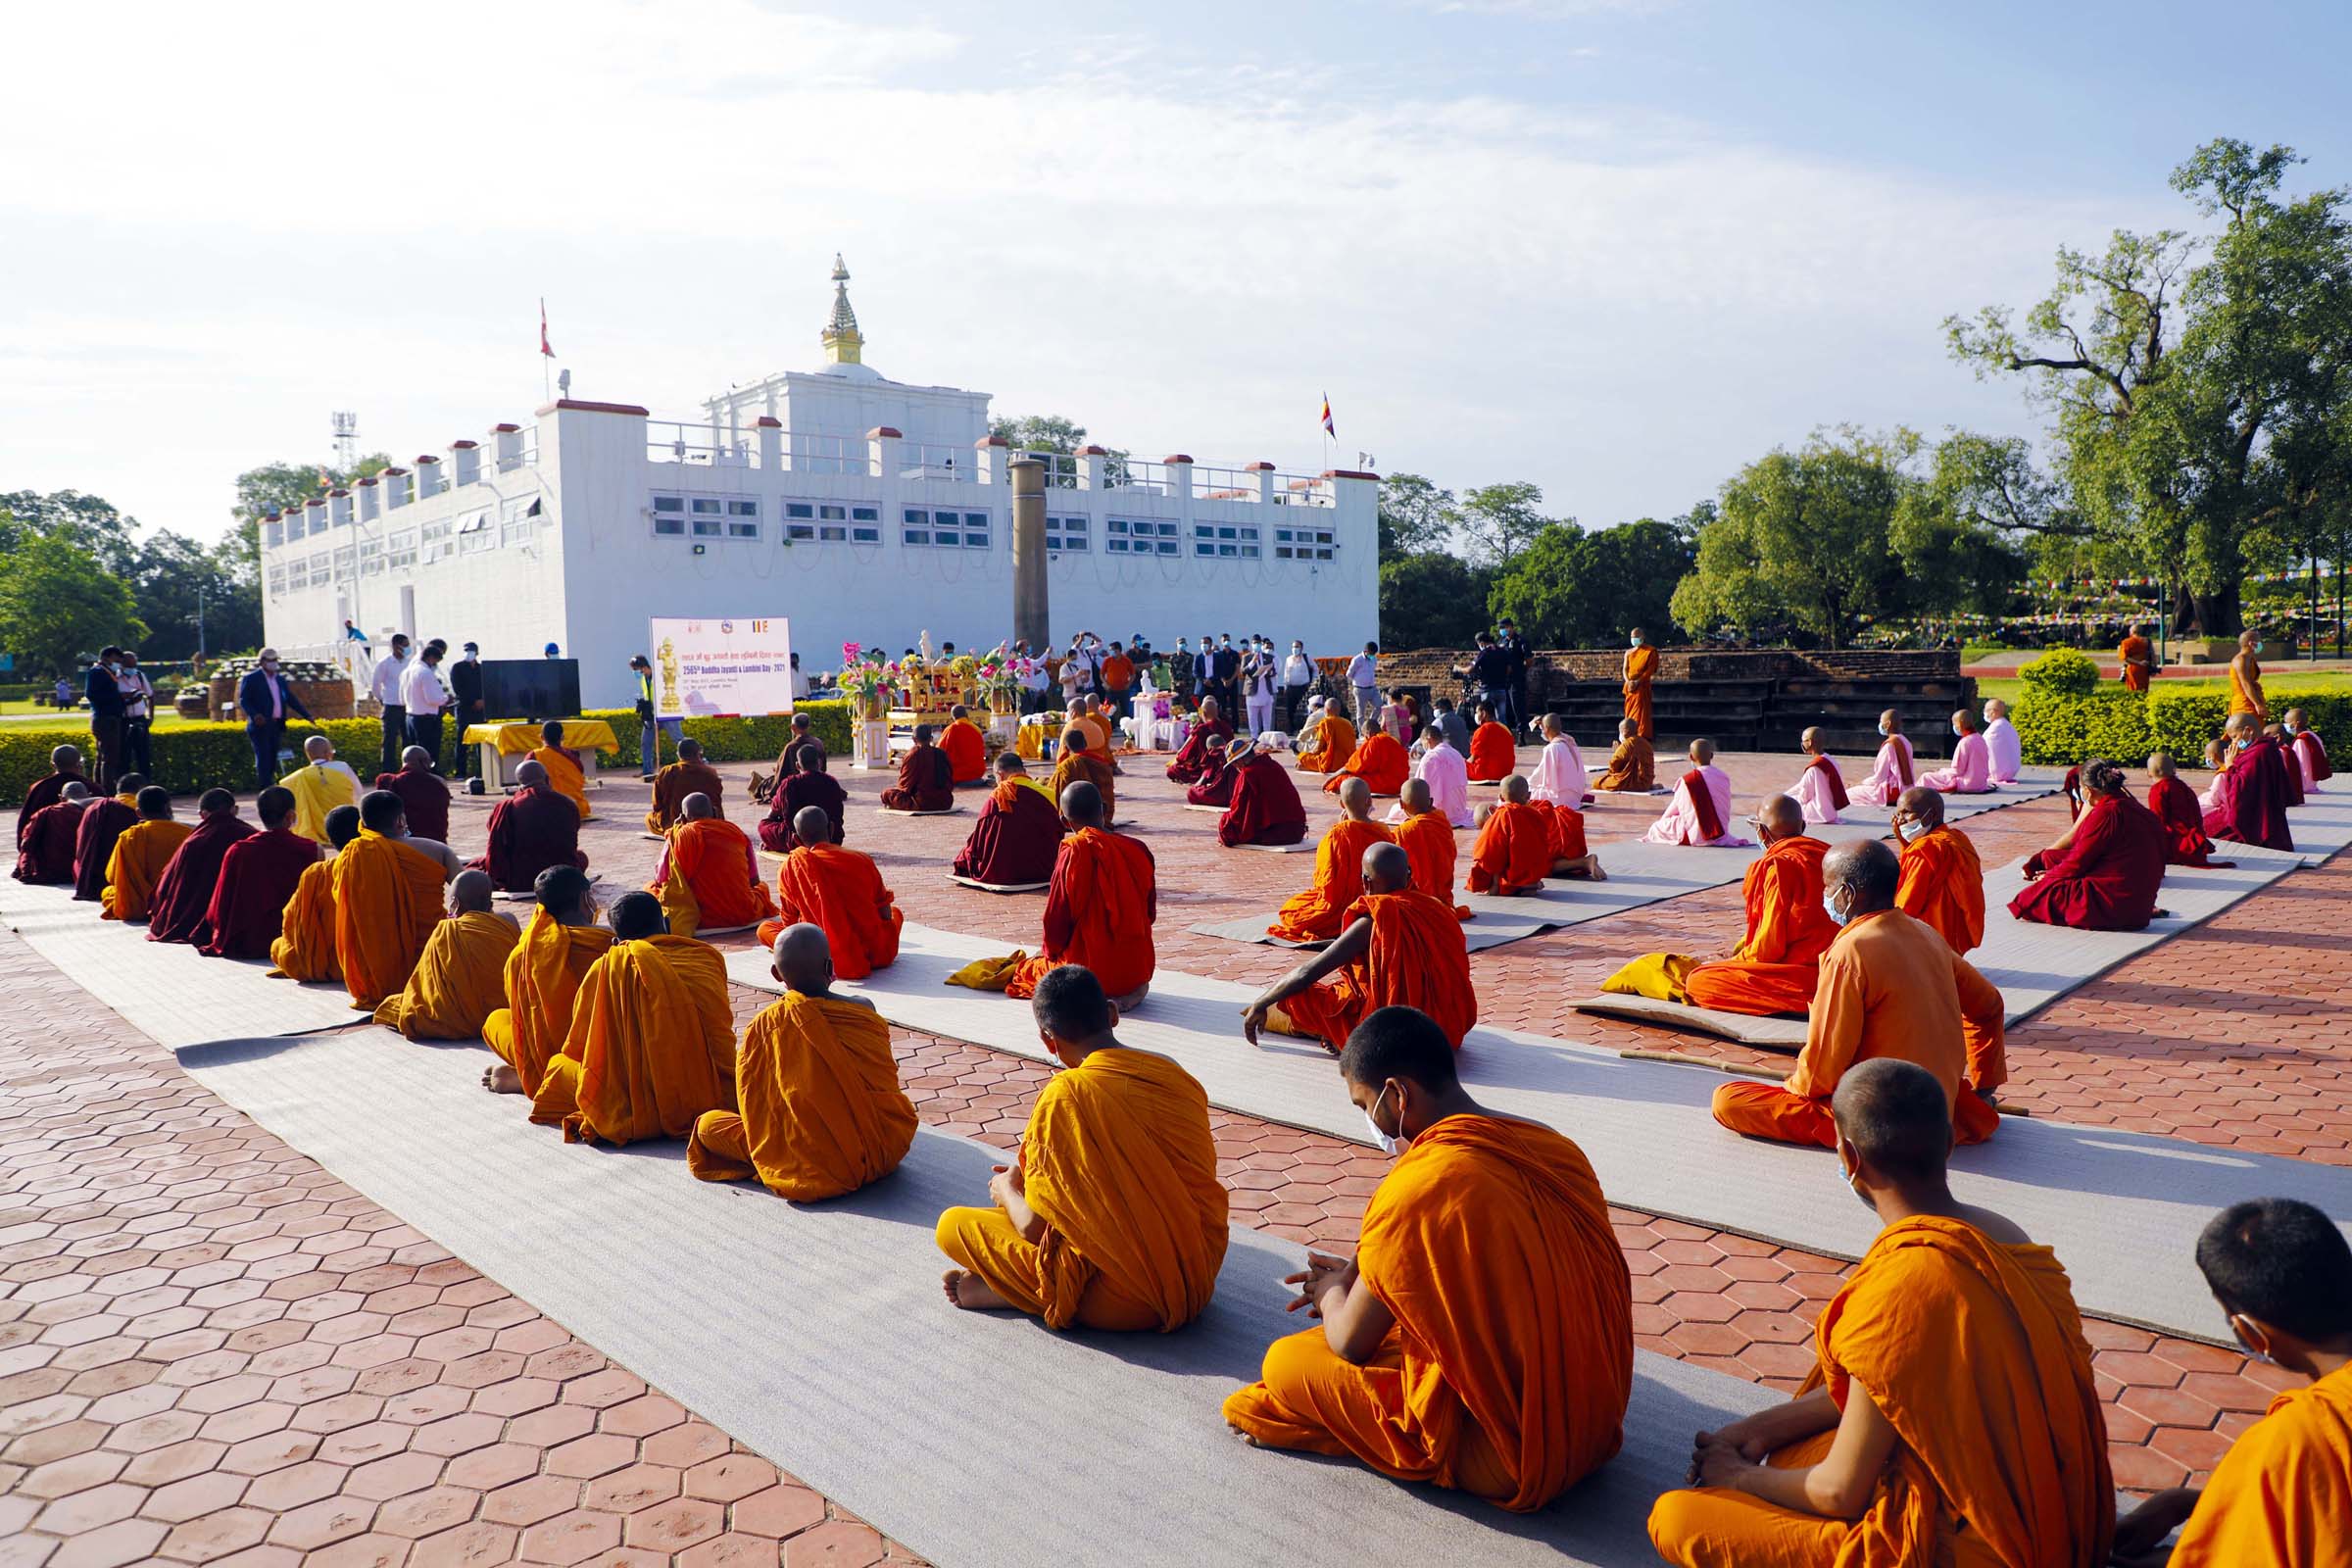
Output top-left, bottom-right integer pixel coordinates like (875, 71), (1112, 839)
(942, 1269), (1012, 1311)
(1585, 858), (1607, 882)
(1228, 1425), (1262, 1447)
(1108, 984), (1150, 1012)
(481, 1063), (522, 1095)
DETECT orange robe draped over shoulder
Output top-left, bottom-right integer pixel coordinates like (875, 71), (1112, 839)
(651, 817), (775, 939)
(538, 935), (736, 1145)
(531, 745), (594, 819)
(1007, 827), (1155, 999)
(1227, 1116), (1633, 1512)
(940, 719), (988, 785)
(1594, 734), (1655, 792)
(102, 819), (194, 922)
(483, 912), (612, 1097)
(1393, 810), (1466, 914)
(2227, 658), (2265, 720)
(332, 830), (448, 1009)
(1895, 824), (1985, 954)
(2118, 634), (2154, 694)
(1324, 731), (1409, 796)
(1623, 643), (1660, 738)
(373, 910), (519, 1040)
(269, 857), (342, 982)
(1465, 720), (1516, 782)
(1282, 890), (1477, 1053)
(2168, 1361), (2352, 1567)
(936, 1047), (1227, 1331)
(1049, 744), (1116, 824)
(1465, 800), (1552, 895)
(1269, 818), (1393, 942)
(687, 992), (916, 1200)
(1299, 712), (1357, 774)
(760, 844), (902, 979)
(643, 760), (723, 834)
(1683, 835), (1840, 1016)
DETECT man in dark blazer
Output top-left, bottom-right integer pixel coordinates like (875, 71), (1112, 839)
(237, 649), (314, 792)
(84, 647), (126, 793)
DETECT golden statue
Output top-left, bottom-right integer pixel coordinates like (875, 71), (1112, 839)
(658, 637), (681, 712)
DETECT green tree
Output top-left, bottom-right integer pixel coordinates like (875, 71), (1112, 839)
(228, 454), (391, 561)
(0, 488), (139, 575)
(129, 530), (263, 662)
(1378, 552), (1495, 650)
(0, 533), (144, 677)
(1456, 481), (1551, 568)
(1489, 518), (1692, 646)
(985, 415), (1127, 488)
(1377, 473), (1457, 560)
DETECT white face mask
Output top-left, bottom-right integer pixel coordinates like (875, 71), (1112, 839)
(1629, 636), (1640, 648)
(1878, 723), (1891, 738)
(1894, 819), (1922, 844)
(1363, 1084), (1407, 1157)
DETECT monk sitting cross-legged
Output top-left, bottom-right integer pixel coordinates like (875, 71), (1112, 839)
(1243, 843), (1477, 1053)
(1470, 774), (1604, 895)
(2146, 750), (2228, 868)
(270, 805), (359, 982)
(102, 787), (193, 923)
(2263, 721), (2307, 809)
(1049, 725), (1116, 826)
(1917, 709), (1995, 794)
(940, 706), (989, 787)
(1891, 786), (1984, 955)
(1296, 698), (1355, 775)
(2011, 757), (2170, 932)
(15, 745), (87, 856)
(1983, 698), (2022, 784)
(73, 771), (143, 904)
(1643, 738), (1753, 848)
(1398, 721), (1473, 827)
(2110, 1198), (2352, 1568)
(882, 724), (956, 811)
(281, 735), (363, 845)
(759, 747), (847, 854)
(145, 789), (255, 945)
(991, 782), (1154, 1006)
(1323, 724), (1410, 798)
(1219, 735), (1308, 848)
(1788, 727), (1846, 825)
(533, 891), (736, 1144)
(1592, 716), (1654, 793)
(333, 789), (455, 1010)
(1847, 709), (1916, 807)
(1225, 1005), (1633, 1512)
(1650, 1056), (2113, 1567)
(472, 760), (590, 893)
(1528, 713), (1590, 806)
(1712, 840), (2006, 1150)
(649, 793), (775, 939)
(686, 922), (917, 1200)
(1466, 703), (1519, 783)
(374, 746), (451, 844)
(643, 737), (723, 834)
(937, 964), (1227, 1331)
(531, 720), (595, 819)
(373, 870), (520, 1041)
(1390, 778), (1468, 917)
(12, 782), (89, 885)
(1165, 696), (1234, 784)
(1607, 796), (1833, 1014)
(1269, 778), (1393, 942)
(2203, 712), (2296, 853)
(757, 807), (903, 978)
(954, 753), (1063, 886)
(1185, 737), (1245, 809)
(481, 865), (612, 1099)
(2284, 706), (2332, 793)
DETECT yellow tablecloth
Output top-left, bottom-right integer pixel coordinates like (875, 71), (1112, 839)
(462, 718), (621, 756)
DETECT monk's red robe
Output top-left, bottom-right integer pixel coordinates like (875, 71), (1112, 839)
(2147, 775), (2222, 867)
(1805, 752), (1848, 810)
(1006, 827), (1156, 1000)
(760, 769), (848, 854)
(1466, 801), (1553, 895)
(12, 802), (83, 884)
(2293, 728), (2333, 785)
(940, 720), (989, 786)
(1165, 717), (1234, 784)
(1526, 800), (1589, 862)
(145, 815), (257, 946)
(1185, 756), (1238, 807)
(954, 779), (1062, 886)
(2203, 736), (2295, 853)
(1324, 731), (1410, 796)
(1465, 721), (1516, 782)
(14, 771), (74, 852)
(202, 828), (323, 959)
(1282, 890), (1478, 1053)
(1219, 755), (1307, 848)
(880, 744), (954, 810)
(475, 785), (588, 892)
(2012, 791), (2170, 931)
(73, 797), (136, 903)
(372, 768), (450, 844)
(761, 844), (903, 979)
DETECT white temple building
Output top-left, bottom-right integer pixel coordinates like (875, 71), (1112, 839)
(256, 259), (1379, 710)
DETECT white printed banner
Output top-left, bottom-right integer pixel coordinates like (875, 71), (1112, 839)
(648, 616), (795, 718)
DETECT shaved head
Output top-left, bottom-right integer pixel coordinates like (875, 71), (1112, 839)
(1060, 780), (1105, 827)
(913, 724), (934, 746)
(256, 786), (296, 829)
(1951, 709), (1977, 733)
(678, 738), (704, 762)
(1362, 841), (1411, 893)
(304, 734), (333, 760)
(1199, 696), (1220, 718)
(448, 869), (494, 914)
(1398, 777), (1433, 814)
(59, 781), (90, 803)
(995, 752), (1028, 777)
(515, 760), (549, 788)
(359, 789), (404, 835)
(2147, 750), (2178, 779)
(1032, 963), (1114, 1044)
(1061, 726), (1090, 754)
(1983, 698), (2009, 721)
(1688, 737), (1716, 764)
(1825, 838), (1900, 913)
(49, 745), (81, 771)
(681, 792), (716, 821)
(541, 720), (565, 746)
(1880, 710), (1902, 732)
(324, 805), (363, 850)
(609, 891), (666, 942)
(1756, 794), (1804, 839)
(1500, 773), (1531, 804)
(136, 786), (172, 819)
(792, 806), (832, 847)
(772, 922), (833, 993)
(401, 745), (431, 770)
(1895, 785), (1945, 829)
(1832, 1057), (1953, 1188)
(1338, 776), (1373, 817)
(198, 788), (237, 819)
(534, 863), (595, 920)
(1800, 725), (1824, 753)
(1541, 712), (1564, 737)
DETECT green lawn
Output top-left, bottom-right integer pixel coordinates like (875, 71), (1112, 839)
(0, 703), (211, 731)
(1975, 668), (2352, 706)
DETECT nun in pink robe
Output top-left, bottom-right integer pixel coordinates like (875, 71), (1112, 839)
(1390, 736), (1474, 828)
(1641, 760), (1753, 848)
(1847, 731), (1916, 807)
(1788, 753), (1846, 825)
(1919, 726), (1994, 794)
(1528, 732), (1592, 807)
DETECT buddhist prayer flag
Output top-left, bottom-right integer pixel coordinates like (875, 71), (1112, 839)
(1319, 393), (1336, 438)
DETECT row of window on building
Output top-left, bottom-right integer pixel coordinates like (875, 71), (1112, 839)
(649, 493), (1337, 562)
(266, 499), (543, 598)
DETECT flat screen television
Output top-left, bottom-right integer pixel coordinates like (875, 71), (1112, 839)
(479, 659), (581, 721)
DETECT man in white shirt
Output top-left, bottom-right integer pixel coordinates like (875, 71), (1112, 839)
(370, 634), (412, 776)
(1243, 640), (1279, 737)
(790, 651), (812, 702)
(1280, 640), (1315, 732)
(116, 650), (157, 779)
(399, 641), (452, 767)
(1346, 642), (1379, 733)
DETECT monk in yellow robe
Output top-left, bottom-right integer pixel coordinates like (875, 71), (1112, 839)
(1464, 703), (1516, 782)
(1049, 726), (1116, 825)
(1322, 728), (1410, 797)
(1593, 716), (1655, 792)
(2227, 628), (2266, 722)
(1391, 778), (1467, 917)
(332, 789), (453, 1009)
(1623, 626), (1659, 738)
(1268, 777), (1393, 943)
(280, 735), (363, 844)
(102, 787), (194, 923)
(530, 719), (594, 819)
(372, 870), (519, 1040)
(481, 865), (612, 1099)
(1227, 1005), (1632, 1511)
(271, 806), (360, 982)
(535, 891), (736, 1143)
(1296, 700), (1356, 774)
(940, 705), (989, 786)
(758, 808), (903, 978)
(1609, 795), (1836, 1015)
(642, 737), (723, 833)
(1245, 843), (1477, 1053)
(1651, 1056), (2113, 1567)
(687, 922), (917, 1199)
(938, 965), (1227, 1331)
(1891, 786), (1985, 955)
(649, 793), (776, 939)
(2111, 1197), (2352, 1568)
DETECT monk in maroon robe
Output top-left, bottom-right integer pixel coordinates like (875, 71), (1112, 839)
(470, 761), (589, 892)
(373, 747), (451, 844)
(2145, 754), (2227, 868)
(202, 787), (327, 960)
(2202, 718), (2295, 853)
(1165, 699), (1235, 784)
(13, 786), (90, 884)
(15, 746), (86, 853)
(73, 775), (144, 903)
(1187, 738), (1248, 808)
(953, 755), (1063, 886)
(760, 753), (848, 853)
(880, 726), (955, 811)
(146, 790), (257, 946)
(2011, 759), (2170, 931)
(1220, 743), (1310, 848)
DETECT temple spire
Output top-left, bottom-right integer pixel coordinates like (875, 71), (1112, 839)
(821, 253), (864, 366)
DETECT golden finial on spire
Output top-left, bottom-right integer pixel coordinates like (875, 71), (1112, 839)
(821, 253), (863, 365)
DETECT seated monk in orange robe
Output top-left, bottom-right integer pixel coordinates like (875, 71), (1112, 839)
(757, 808), (903, 978)
(953, 755), (1062, 887)
(879, 724), (955, 811)
(530, 721), (595, 820)
(1049, 727), (1117, 825)
(1227, 1006), (1632, 1512)
(1679, 798), (1838, 1015)
(940, 707), (990, 787)
(481, 865), (612, 1101)
(2111, 1196), (2352, 1568)
(373, 747), (451, 844)
(1296, 701), (1355, 775)
(1467, 776), (1602, 895)
(649, 794), (775, 939)
(1219, 740), (1309, 848)
(333, 790), (455, 1009)
(1651, 1056), (2112, 1566)
(12, 783), (89, 885)
(206, 787), (324, 961)
(1712, 840), (2006, 1149)
(1245, 843), (1477, 1053)
(472, 760), (589, 893)
(1891, 786), (1985, 954)
(532, 892), (736, 1144)
(1269, 778), (1393, 943)
(1323, 729), (1410, 797)
(1185, 738), (1244, 808)
(1389, 778), (1467, 917)
(2145, 750), (2228, 868)
(1592, 718), (1655, 793)
(102, 787), (195, 923)
(938, 965), (1226, 1330)
(687, 921), (917, 1198)
(1165, 699), (1235, 784)
(994, 783), (1155, 1006)
(73, 775), (143, 904)
(270, 806), (359, 982)
(145, 789), (255, 945)
(642, 738), (723, 833)
(373, 870), (520, 1040)
(1465, 704), (1516, 783)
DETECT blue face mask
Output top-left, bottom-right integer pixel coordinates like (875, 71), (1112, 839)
(1823, 892), (1849, 927)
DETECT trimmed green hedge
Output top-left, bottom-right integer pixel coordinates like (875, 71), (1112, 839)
(2013, 684), (2346, 767)
(0, 701), (855, 806)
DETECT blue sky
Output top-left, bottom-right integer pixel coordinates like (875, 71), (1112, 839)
(5, 0), (2346, 545)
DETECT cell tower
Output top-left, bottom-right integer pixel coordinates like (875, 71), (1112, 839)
(331, 411), (359, 469)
